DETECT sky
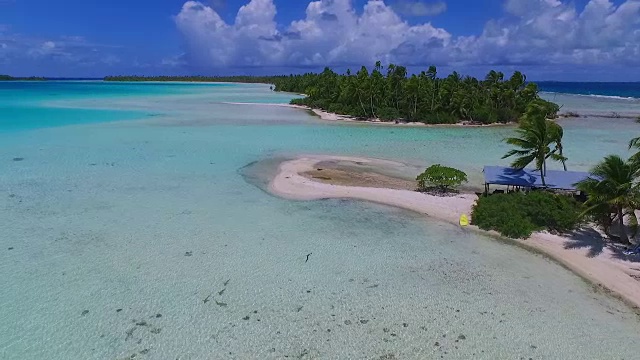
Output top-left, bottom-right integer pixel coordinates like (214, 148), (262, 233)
(0, 0), (639, 80)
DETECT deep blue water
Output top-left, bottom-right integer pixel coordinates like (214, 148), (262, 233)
(537, 82), (640, 99)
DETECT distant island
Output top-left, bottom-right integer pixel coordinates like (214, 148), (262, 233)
(106, 62), (559, 125)
(103, 75), (284, 84)
(0, 75), (47, 81)
(273, 63), (559, 125)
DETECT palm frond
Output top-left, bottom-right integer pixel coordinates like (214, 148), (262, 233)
(511, 154), (537, 170)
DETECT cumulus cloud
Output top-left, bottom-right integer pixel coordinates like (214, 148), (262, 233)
(393, 1), (447, 17)
(468, 0), (640, 66)
(175, 0), (640, 72)
(176, 0), (452, 68)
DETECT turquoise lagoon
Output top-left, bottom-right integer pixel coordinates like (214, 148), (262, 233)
(1, 81), (640, 359)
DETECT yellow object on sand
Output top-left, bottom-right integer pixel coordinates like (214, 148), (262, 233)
(459, 214), (469, 226)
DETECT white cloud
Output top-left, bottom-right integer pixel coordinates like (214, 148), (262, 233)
(175, 0), (640, 72)
(176, 0), (452, 68)
(467, 0), (640, 66)
(393, 1), (447, 16)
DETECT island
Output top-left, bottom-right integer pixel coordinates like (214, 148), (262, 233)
(105, 62), (559, 125)
(0, 75), (47, 81)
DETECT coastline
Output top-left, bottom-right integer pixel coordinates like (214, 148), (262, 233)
(224, 100), (640, 124)
(268, 154), (640, 311)
(223, 102), (515, 127)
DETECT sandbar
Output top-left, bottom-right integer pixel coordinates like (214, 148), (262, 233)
(268, 154), (640, 310)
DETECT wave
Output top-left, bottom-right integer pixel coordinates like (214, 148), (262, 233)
(540, 91), (639, 101)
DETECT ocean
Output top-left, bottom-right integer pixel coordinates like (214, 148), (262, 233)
(538, 82), (640, 99)
(1, 81), (640, 359)
(538, 81), (640, 117)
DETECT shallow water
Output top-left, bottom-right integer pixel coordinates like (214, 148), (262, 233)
(1, 82), (640, 359)
(541, 91), (640, 117)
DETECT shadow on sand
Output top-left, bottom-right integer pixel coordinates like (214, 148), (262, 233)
(611, 248), (640, 263)
(562, 227), (640, 263)
(562, 228), (607, 258)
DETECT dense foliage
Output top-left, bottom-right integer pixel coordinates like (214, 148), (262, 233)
(503, 100), (568, 185)
(273, 62), (559, 124)
(471, 192), (583, 239)
(104, 75), (286, 84)
(104, 64), (558, 125)
(0, 75), (46, 81)
(416, 165), (467, 192)
(576, 155), (640, 244)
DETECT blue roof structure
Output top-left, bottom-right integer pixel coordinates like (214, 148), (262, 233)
(483, 166), (592, 191)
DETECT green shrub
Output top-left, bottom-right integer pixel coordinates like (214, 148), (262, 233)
(495, 216), (537, 239)
(523, 191), (581, 232)
(377, 107), (401, 121)
(290, 98), (309, 106)
(416, 165), (468, 192)
(471, 191), (583, 239)
(471, 107), (498, 124)
(496, 108), (519, 123)
(418, 112), (457, 124)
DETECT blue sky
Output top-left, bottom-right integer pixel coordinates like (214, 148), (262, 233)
(1, 0), (639, 80)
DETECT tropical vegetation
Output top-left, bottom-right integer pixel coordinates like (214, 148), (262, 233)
(275, 63), (559, 124)
(0, 75), (46, 81)
(497, 100), (640, 244)
(106, 63), (559, 125)
(502, 100), (567, 185)
(575, 155), (640, 244)
(471, 191), (583, 239)
(416, 165), (467, 193)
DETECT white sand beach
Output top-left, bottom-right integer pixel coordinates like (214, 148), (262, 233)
(222, 102), (512, 127)
(269, 155), (640, 310)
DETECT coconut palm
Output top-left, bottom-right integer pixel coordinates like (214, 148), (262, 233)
(628, 136), (640, 164)
(266, 62), (559, 125)
(575, 155), (640, 244)
(502, 101), (567, 186)
(548, 123), (568, 171)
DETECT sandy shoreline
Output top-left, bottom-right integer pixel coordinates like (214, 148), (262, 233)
(223, 102), (514, 128)
(268, 154), (640, 310)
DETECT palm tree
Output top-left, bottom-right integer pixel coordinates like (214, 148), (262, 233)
(628, 136), (640, 164)
(269, 62), (560, 125)
(355, 66), (370, 118)
(575, 155), (640, 244)
(548, 123), (568, 171)
(502, 101), (567, 186)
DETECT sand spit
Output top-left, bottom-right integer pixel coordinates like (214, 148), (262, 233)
(268, 154), (640, 310)
(222, 102), (513, 127)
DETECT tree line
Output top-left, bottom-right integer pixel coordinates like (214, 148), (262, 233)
(272, 62), (559, 124)
(0, 75), (46, 81)
(105, 63), (559, 125)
